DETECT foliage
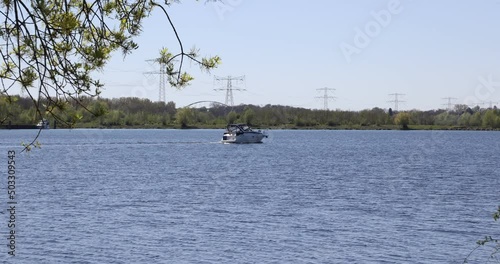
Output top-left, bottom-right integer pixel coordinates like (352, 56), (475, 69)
(175, 107), (193, 128)
(3, 95), (500, 130)
(242, 107), (255, 125)
(464, 206), (500, 263)
(0, 0), (220, 148)
(434, 112), (458, 126)
(482, 110), (500, 128)
(394, 112), (411, 129)
(226, 110), (238, 124)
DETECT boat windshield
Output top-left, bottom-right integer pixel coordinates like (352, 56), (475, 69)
(227, 124), (252, 132)
(241, 125), (251, 131)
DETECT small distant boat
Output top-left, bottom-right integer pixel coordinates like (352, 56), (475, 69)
(221, 124), (268, 144)
(36, 119), (50, 129)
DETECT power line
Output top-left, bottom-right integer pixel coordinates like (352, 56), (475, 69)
(484, 101), (499, 109)
(470, 101), (499, 108)
(143, 58), (166, 103)
(315, 87), (336, 110)
(214, 75), (245, 106)
(441, 97), (457, 111)
(388, 93), (405, 111)
(469, 102), (485, 108)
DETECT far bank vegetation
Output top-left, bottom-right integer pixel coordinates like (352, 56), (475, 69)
(1, 96), (500, 130)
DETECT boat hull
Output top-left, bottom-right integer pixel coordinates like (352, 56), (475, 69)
(221, 132), (266, 143)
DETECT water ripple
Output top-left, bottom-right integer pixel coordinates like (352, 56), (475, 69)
(1, 129), (498, 263)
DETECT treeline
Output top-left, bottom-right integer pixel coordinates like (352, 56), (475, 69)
(1, 95), (500, 129)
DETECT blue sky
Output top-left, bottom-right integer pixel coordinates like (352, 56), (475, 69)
(97, 0), (500, 111)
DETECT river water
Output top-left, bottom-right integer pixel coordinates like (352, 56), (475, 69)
(0, 129), (498, 263)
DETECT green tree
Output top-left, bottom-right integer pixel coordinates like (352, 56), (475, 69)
(175, 107), (193, 128)
(454, 104), (469, 113)
(434, 112), (459, 126)
(482, 110), (500, 128)
(243, 107), (255, 125)
(90, 100), (109, 118)
(104, 110), (124, 127)
(0, 96), (16, 124)
(470, 112), (482, 127)
(0, 0), (220, 146)
(226, 111), (238, 124)
(458, 112), (471, 126)
(394, 112), (411, 129)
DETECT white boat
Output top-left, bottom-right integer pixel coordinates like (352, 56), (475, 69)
(221, 124), (268, 143)
(36, 119), (50, 129)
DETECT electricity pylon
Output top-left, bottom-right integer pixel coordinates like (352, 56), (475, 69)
(214, 75), (245, 106)
(442, 97), (457, 111)
(484, 101), (499, 109)
(143, 59), (167, 103)
(388, 93), (405, 111)
(315, 87), (336, 110)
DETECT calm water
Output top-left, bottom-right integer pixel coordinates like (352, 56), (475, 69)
(0, 129), (499, 263)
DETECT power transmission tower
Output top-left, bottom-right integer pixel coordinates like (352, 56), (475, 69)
(214, 75), (245, 106)
(482, 101), (499, 109)
(441, 97), (457, 111)
(388, 93), (405, 111)
(315, 87), (336, 110)
(143, 58), (167, 103)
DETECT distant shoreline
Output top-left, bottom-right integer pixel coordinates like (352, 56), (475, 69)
(3, 124), (498, 131)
